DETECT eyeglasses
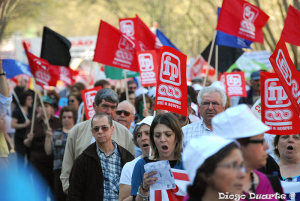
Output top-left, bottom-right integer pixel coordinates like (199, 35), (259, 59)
(100, 104), (117, 111)
(129, 87), (137, 90)
(248, 139), (265, 145)
(92, 126), (110, 132)
(116, 110), (131, 116)
(63, 116), (73, 119)
(217, 162), (245, 173)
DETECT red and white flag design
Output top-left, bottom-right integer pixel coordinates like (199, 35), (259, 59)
(224, 72), (247, 97)
(189, 55), (205, 80)
(81, 86), (102, 120)
(150, 169), (189, 201)
(137, 50), (158, 87)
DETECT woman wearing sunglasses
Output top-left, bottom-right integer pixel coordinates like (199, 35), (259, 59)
(130, 113), (184, 201)
(68, 92), (82, 111)
(183, 136), (245, 201)
(212, 104), (285, 201)
(45, 106), (77, 201)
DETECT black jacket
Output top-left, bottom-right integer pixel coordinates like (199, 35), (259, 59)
(67, 142), (134, 201)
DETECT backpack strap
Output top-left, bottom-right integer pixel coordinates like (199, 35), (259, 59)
(267, 175), (284, 201)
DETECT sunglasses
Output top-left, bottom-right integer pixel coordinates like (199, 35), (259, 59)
(116, 110), (131, 116)
(92, 126), (110, 132)
(63, 116), (73, 119)
(248, 139), (265, 145)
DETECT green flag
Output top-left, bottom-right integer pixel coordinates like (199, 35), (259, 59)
(104, 65), (140, 80)
(226, 55), (268, 80)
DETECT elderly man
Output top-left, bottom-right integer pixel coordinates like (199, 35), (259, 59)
(67, 113), (134, 201)
(114, 100), (135, 132)
(239, 70), (261, 107)
(182, 86), (226, 148)
(61, 88), (135, 193)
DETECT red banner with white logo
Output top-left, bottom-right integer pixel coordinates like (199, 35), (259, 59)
(155, 46), (187, 116)
(93, 20), (139, 72)
(281, 5), (300, 46)
(59, 66), (76, 86)
(269, 38), (300, 117)
(224, 72), (247, 97)
(189, 55), (205, 80)
(150, 169), (189, 201)
(216, 0), (269, 44)
(81, 86), (103, 120)
(137, 50), (158, 87)
(23, 42), (59, 88)
(261, 72), (300, 135)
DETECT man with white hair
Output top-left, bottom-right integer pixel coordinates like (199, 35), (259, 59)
(113, 100), (135, 132)
(182, 86), (227, 148)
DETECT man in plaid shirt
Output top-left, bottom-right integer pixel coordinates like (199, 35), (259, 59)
(67, 113), (134, 201)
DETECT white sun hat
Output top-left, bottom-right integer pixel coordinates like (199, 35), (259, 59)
(183, 136), (234, 184)
(136, 116), (153, 126)
(212, 104), (270, 139)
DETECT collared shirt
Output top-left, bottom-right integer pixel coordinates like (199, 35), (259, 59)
(96, 141), (121, 201)
(52, 129), (68, 170)
(182, 119), (212, 149)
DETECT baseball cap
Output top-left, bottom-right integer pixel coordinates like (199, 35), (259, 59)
(251, 71), (260, 80)
(136, 116), (153, 126)
(192, 84), (203, 91)
(39, 95), (55, 105)
(212, 104), (270, 139)
(135, 87), (149, 98)
(183, 136), (234, 184)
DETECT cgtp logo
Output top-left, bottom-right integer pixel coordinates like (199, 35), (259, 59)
(276, 49), (292, 86)
(227, 74), (241, 87)
(85, 91), (97, 110)
(139, 53), (154, 72)
(160, 52), (181, 86)
(120, 20), (135, 37)
(33, 58), (48, 71)
(265, 78), (291, 108)
(239, 3), (259, 36)
(118, 35), (135, 54)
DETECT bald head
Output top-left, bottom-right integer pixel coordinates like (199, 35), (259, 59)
(113, 100), (135, 129)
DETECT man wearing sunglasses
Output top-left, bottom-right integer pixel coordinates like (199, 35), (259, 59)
(114, 101), (135, 132)
(61, 88), (135, 194)
(127, 80), (137, 92)
(67, 113), (134, 201)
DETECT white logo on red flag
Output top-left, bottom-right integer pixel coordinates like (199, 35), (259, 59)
(120, 20), (135, 37)
(224, 72), (247, 97)
(239, 4), (259, 39)
(137, 50), (158, 87)
(276, 50), (292, 86)
(113, 35), (135, 68)
(81, 86), (102, 120)
(189, 55), (205, 80)
(59, 66), (75, 86)
(155, 46), (187, 116)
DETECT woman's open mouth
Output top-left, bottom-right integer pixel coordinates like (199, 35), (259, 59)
(142, 144), (149, 149)
(161, 145), (169, 152)
(287, 145), (294, 151)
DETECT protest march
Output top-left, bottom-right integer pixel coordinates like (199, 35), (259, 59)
(2, 0), (300, 201)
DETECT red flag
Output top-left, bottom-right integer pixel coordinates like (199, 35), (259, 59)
(281, 5), (300, 46)
(23, 42), (59, 88)
(59, 66), (76, 86)
(155, 46), (187, 116)
(216, 0), (269, 44)
(81, 86), (102, 120)
(261, 72), (300, 135)
(93, 20), (139, 72)
(224, 72), (247, 97)
(137, 50), (158, 87)
(189, 55), (205, 80)
(269, 38), (300, 117)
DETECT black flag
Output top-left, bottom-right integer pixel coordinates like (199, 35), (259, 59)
(201, 41), (244, 73)
(40, 27), (71, 67)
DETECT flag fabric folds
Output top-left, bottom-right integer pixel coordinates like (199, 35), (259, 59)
(40, 27), (71, 67)
(2, 59), (32, 79)
(280, 5), (300, 46)
(156, 29), (180, 51)
(216, 0), (269, 44)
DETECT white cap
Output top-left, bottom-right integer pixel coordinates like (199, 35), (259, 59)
(147, 87), (156, 99)
(210, 81), (226, 91)
(212, 104), (270, 139)
(183, 136), (234, 184)
(135, 87), (149, 97)
(136, 116), (153, 126)
(192, 84), (203, 91)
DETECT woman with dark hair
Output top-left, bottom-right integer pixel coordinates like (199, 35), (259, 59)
(120, 90), (136, 106)
(68, 91), (82, 111)
(183, 136), (245, 201)
(130, 113), (184, 201)
(11, 91), (33, 169)
(135, 94), (153, 121)
(273, 134), (300, 182)
(71, 82), (86, 93)
(47, 90), (60, 116)
(45, 106), (77, 201)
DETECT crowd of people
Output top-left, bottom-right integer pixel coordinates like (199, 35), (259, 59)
(1, 57), (299, 201)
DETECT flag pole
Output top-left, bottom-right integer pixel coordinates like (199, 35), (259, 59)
(203, 30), (217, 86)
(215, 45), (219, 81)
(137, 76), (147, 109)
(11, 85), (28, 121)
(124, 70), (129, 101)
(30, 87), (38, 133)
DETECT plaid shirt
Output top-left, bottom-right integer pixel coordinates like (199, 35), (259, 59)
(96, 141), (121, 201)
(182, 119), (212, 149)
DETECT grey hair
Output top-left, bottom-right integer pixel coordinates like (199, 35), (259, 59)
(118, 100), (136, 114)
(94, 88), (119, 106)
(197, 86), (227, 107)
